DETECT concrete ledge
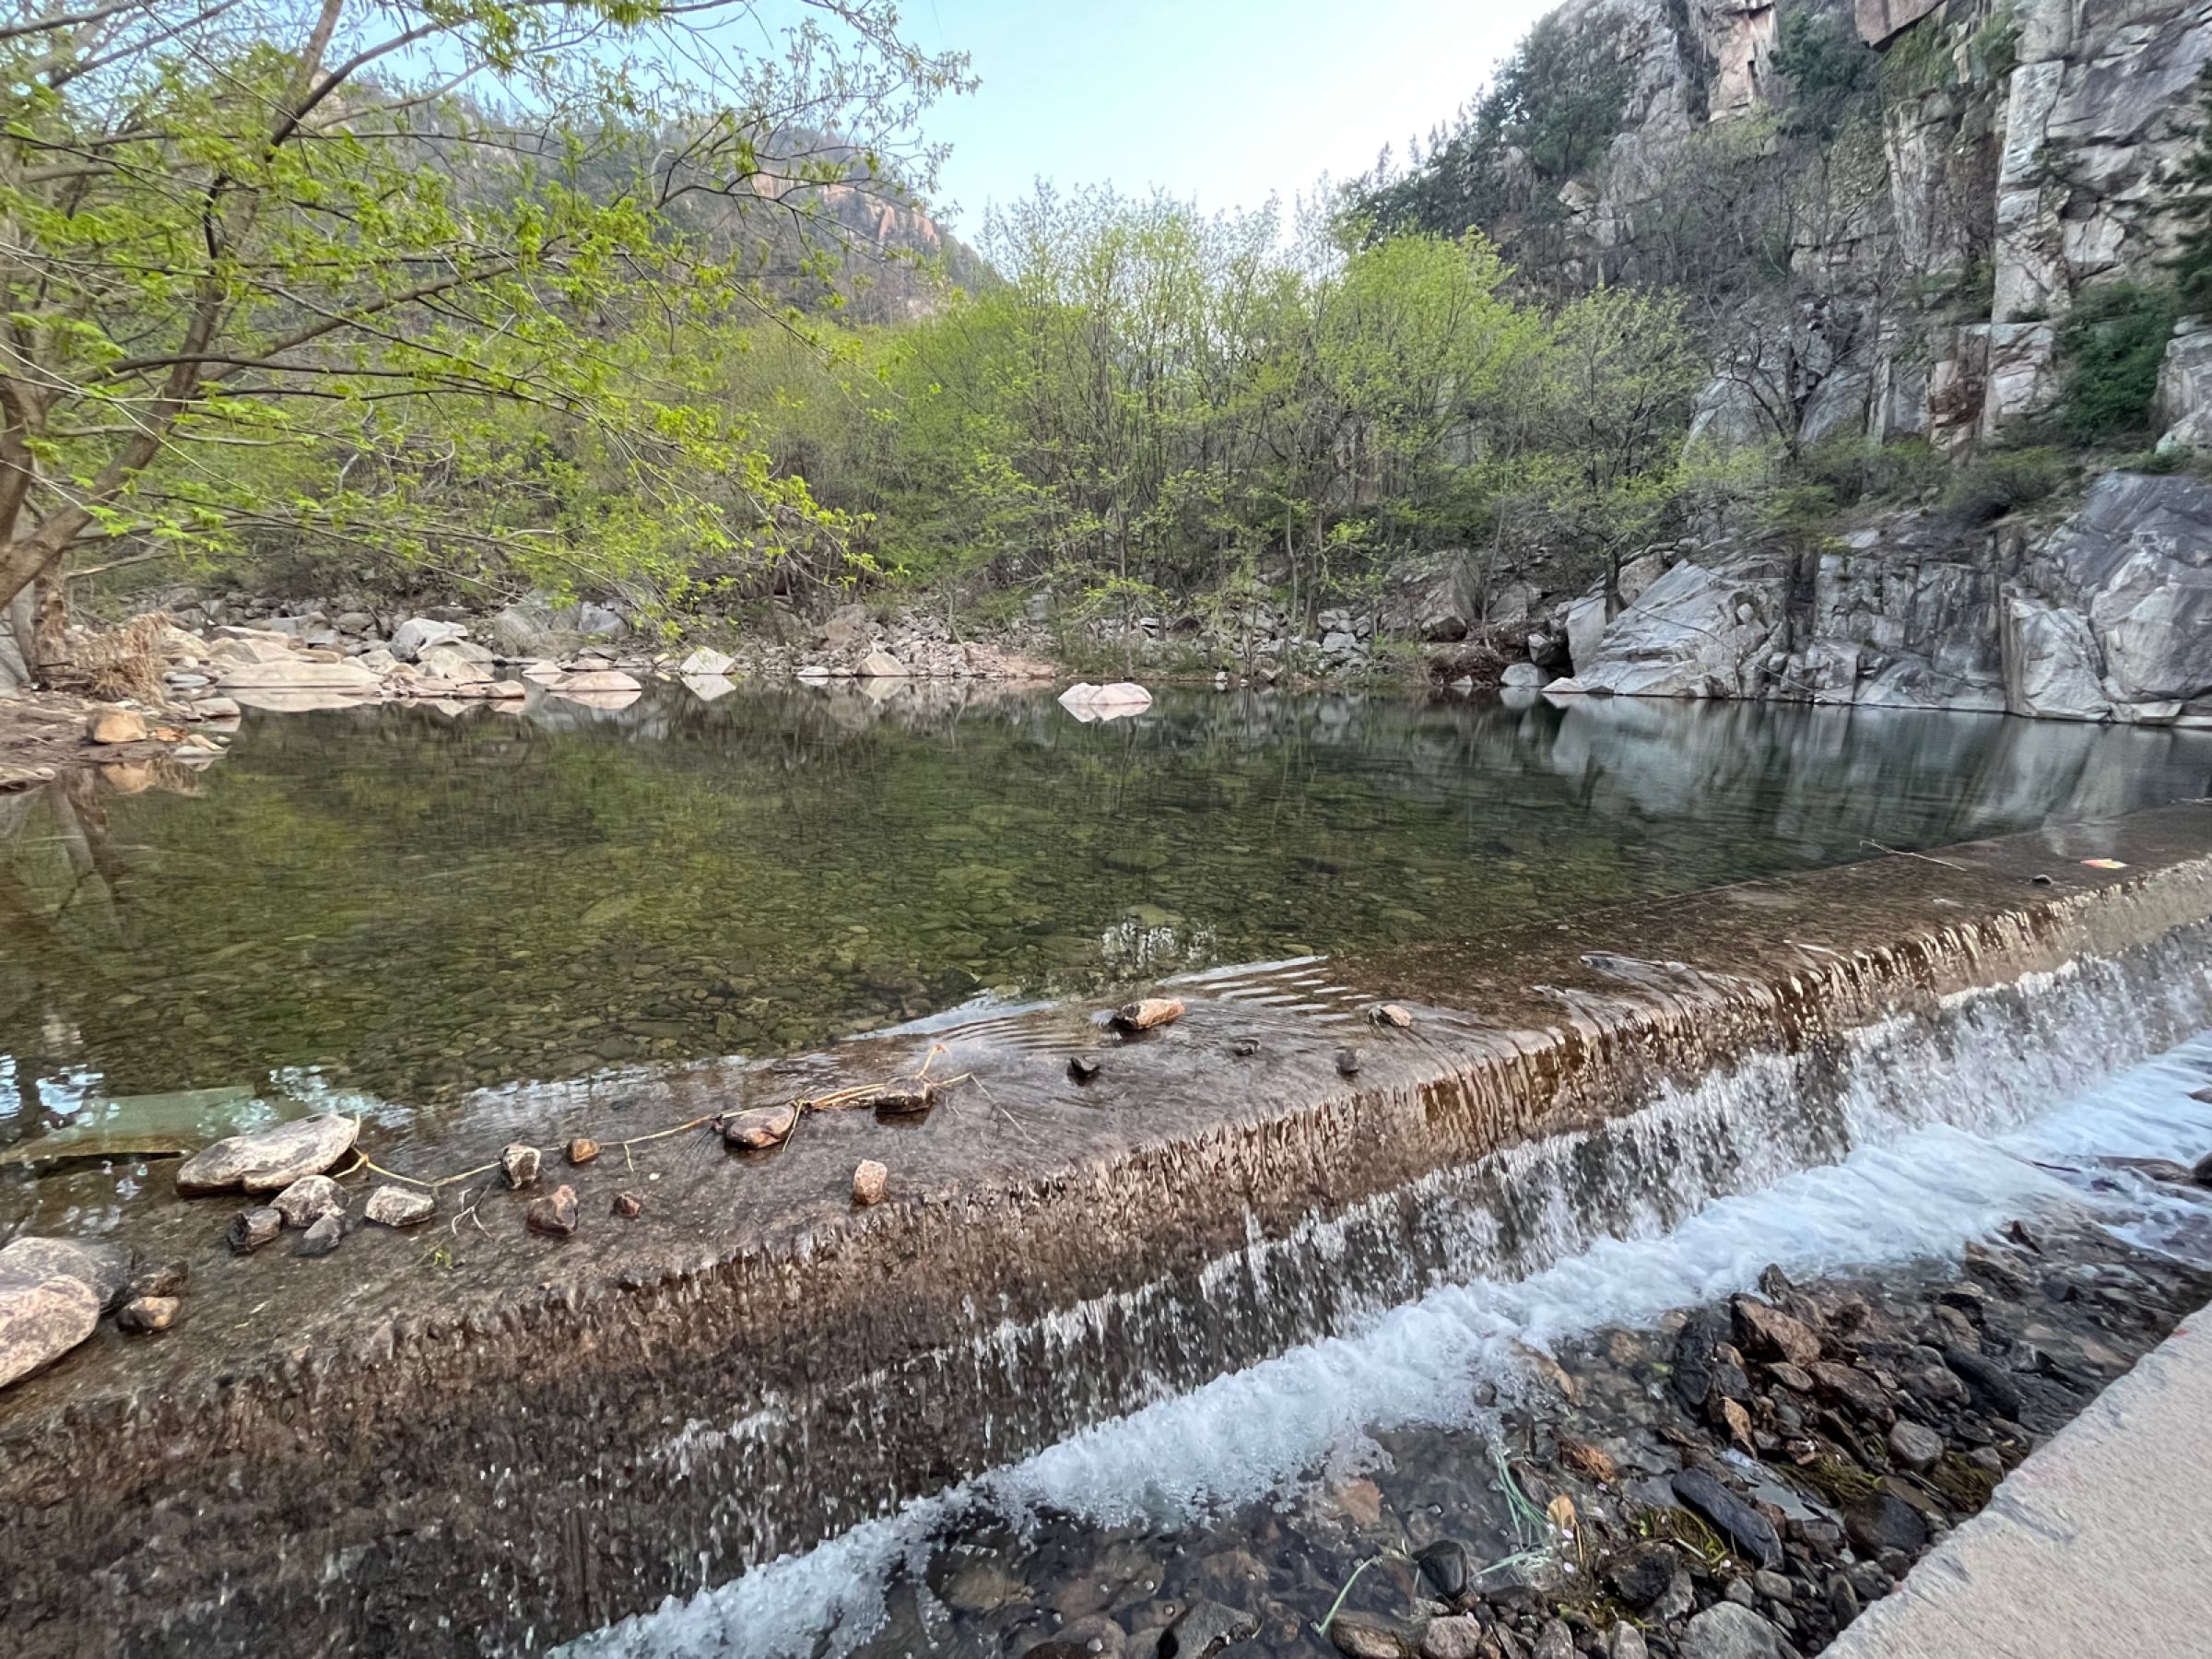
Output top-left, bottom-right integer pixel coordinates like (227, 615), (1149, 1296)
(1830, 1302), (2212, 1658)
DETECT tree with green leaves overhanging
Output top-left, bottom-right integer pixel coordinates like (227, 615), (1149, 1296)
(0, 0), (969, 684)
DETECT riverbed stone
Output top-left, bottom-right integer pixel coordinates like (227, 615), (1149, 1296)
(294, 1212), (347, 1258)
(272, 1173), (344, 1229)
(364, 1185), (434, 1228)
(226, 1206), (282, 1254)
(723, 1103), (798, 1149)
(1328, 1614), (1407, 1659)
(1678, 1602), (1798, 1659)
(1942, 1346), (2024, 1418)
(566, 1137), (601, 1166)
(390, 618), (468, 661)
(1733, 1295), (1822, 1367)
(611, 1191), (643, 1218)
(176, 1115), (358, 1196)
(88, 707), (148, 745)
(116, 1295), (179, 1334)
(1810, 1360), (1895, 1425)
(1166, 1600), (1259, 1659)
(1416, 1538), (1470, 1605)
(0, 1264), (100, 1389)
(1112, 996), (1185, 1032)
(526, 1185), (579, 1238)
(1845, 1490), (1928, 1558)
(1672, 1468), (1783, 1571)
(1418, 1615), (1485, 1659)
(853, 1159), (888, 1206)
(0, 1237), (131, 1312)
(1608, 1541), (1680, 1608)
(128, 1259), (187, 1300)
(1887, 1418), (1946, 1472)
(501, 1143), (542, 1189)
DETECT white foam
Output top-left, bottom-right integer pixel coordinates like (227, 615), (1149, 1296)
(570, 1024), (2212, 1659)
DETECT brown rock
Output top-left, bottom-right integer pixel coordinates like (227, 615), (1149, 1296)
(1328, 1614), (1407, 1659)
(501, 1143), (541, 1188)
(0, 1238), (131, 1312)
(1810, 1360), (1896, 1426)
(0, 1265), (101, 1388)
(867, 1079), (937, 1114)
(526, 1185), (579, 1238)
(723, 1103), (799, 1149)
(226, 1206), (282, 1254)
(271, 1173), (344, 1230)
(1558, 1437), (1618, 1483)
(88, 707), (148, 745)
(1419, 1616), (1487, 1659)
(1370, 1003), (1415, 1029)
(566, 1137), (601, 1166)
(129, 1259), (189, 1300)
(853, 1159), (888, 1206)
(1111, 996), (1185, 1032)
(611, 1191), (643, 1218)
(116, 1295), (179, 1334)
(1767, 1360), (1816, 1394)
(363, 1185), (434, 1228)
(1733, 1295), (1823, 1367)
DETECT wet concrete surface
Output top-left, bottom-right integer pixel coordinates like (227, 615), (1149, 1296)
(2, 803), (2210, 1655)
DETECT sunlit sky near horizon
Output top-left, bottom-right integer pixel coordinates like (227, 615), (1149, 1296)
(897, 0), (1559, 237)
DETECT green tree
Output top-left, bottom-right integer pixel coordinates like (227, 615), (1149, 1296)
(0, 0), (967, 681)
(2166, 65), (2212, 314)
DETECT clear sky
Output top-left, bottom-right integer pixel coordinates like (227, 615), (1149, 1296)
(900, 0), (1559, 235)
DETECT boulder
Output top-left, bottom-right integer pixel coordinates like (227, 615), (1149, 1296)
(389, 618), (468, 662)
(1378, 551), (1474, 641)
(677, 647), (735, 678)
(271, 1173), (344, 1229)
(856, 649), (908, 678)
(1057, 681), (1153, 723)
(853, 1159), (888, 1206)
(543, 669), (641, 696)
(2157, 319), (2212, 453)
(1670, 1468), (1783, 1571)
(0, 1237), (131, 1312)
(2032, 472), (2212, 704)
(1575, 555), (1787, 699)
(215, 658), (382, 696)
(1500, 662), (1547, 689)
(413, 642), (492, 684)
(2002, 595), (2113, 720)
(174, 1114), (359, 1196)
(526, 1184), (579, 1238)
(723, 1104), (799, 1150)
(88, 707), (148, 745)
(0, 1264), (100, 1390)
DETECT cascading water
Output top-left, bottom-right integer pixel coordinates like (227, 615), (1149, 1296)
(568, 934), (2212, 1659)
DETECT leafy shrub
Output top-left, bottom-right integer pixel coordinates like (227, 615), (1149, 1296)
(1941, 447), (2069, 522)
(2056, 283), (2180, 445)
(1796, 436), (1949, 508)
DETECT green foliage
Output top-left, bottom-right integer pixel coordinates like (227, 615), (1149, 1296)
(1773, 1), (1881, 140)
(0, 0), (971, 625)
(1357, 12), (1629, 246)
(1796, 436), (1950, 507)
(2164, 66), (2212, 313)
(2055, 283), (2181, 445)
(1941, 446), (2069, 522)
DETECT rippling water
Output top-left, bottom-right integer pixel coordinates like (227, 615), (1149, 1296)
(2, 684), (2207, 1125)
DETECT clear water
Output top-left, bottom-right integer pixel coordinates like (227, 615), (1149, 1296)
(2, 684), (2207, 1123)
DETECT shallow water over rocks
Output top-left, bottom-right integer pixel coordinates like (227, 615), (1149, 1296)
(4, 687), (2208, 1152)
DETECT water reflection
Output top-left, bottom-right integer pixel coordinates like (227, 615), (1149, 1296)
(2, 685), (2206, 1132)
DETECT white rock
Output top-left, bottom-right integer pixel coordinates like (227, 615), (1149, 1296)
(678, 647), (735, 678)
(389, 618), (468, 662)
(857, 649), (908, 677)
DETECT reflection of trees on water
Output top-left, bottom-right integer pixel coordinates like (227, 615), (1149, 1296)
(2, 688), (2206, 1119)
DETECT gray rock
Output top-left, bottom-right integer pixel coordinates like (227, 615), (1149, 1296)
(1678, 1602), (1800, 1659)
(2002, 596), (2112, 721)
(175, 1115), (359, 1196)
(1845, 1493), (1928, 1558)
(501, 1143), (542, 1189)
(1416, 1538), (1469, 1604)
(1942, 1346), (2024, 1418)
(1329, 1614), (1407, 1659)
(2033, 473), (2212, 704)
(857, 649), (908, 678)
(1500, 662), (1547, 688)
(0, 1237), (131, 1312)
(1608, 1542), (1680, 1609)
(1161, 1599), (1257, 1659)
(364, 1185), (435, 1227)
(0, 1263), (100, 1389)
(1887, 1418), (1946, 1473)
(1531, 1622), (1573, 1659)
(1574, 554), (1787, 699)
(1672, 1468), (1784, 1571)
(293, 1211), (347, 1258)
(1608, 1626), (1649, 1659)
(272, 1173), (344, 1229)
(1418, 1616), (1485, 1659)
(390, 617), (469, 661)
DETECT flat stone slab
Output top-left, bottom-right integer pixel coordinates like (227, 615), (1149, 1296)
(1829, 1301), (2212, 1658)
(171, 1113), (359, 1195)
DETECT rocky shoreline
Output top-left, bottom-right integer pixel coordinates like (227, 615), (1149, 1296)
(873, 1194), (2212, 1659)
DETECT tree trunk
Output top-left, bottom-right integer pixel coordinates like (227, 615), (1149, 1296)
(31, 566), (69, 685)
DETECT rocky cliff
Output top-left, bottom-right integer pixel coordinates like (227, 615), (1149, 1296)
(1525, 0), (2212, 718)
